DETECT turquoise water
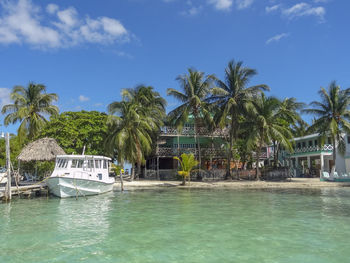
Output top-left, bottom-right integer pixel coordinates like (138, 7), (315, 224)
(1, 188), (350, 263)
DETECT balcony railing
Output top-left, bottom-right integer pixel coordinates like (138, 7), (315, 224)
(155, 147), (227, 157)
(292, 144), (333, 154)
(160, 126), (229, 137)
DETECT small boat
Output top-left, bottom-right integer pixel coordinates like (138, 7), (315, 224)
(0, 167), (7, 185)
(47, 155), (115, 198)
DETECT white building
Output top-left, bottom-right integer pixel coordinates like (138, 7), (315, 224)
(287, 133), (350, 177)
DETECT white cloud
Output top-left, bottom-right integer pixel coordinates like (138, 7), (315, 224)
(236, 0), (254, 10)
(0, 0), (130, 49)
(282, 3), (325, 20)
(0, 88), (11, 108)
(208, 0), (233, 11)
(46, 3), (58, 14)
(265, 4), (280, 13)
(79, 95), (90, 102)
(266, 32), (289, 44)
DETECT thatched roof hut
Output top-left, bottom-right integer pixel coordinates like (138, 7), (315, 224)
(18, 137), (66, 162)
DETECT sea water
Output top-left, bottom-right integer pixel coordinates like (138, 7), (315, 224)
(1, 188), (350, 263)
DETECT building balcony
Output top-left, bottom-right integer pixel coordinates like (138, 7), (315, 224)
(154, 147), (227, 158)
(160, 126), (228, 137)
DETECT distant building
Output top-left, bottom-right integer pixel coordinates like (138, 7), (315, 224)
(285, 133), (350, 177)
(144, 117), (269, 179)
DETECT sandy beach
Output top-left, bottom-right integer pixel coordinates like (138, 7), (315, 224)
(114, 178), (350, 190)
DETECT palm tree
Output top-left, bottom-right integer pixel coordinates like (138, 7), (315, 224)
(244, 94), (293, 179)
(208, 60), (269, 178)
(122, 85), (167, 134)
(106, 85), (166, 179)
(174, 153), (199, 185)
(167, 69), (214, 169)
(2, 83), (59, 140)
(292, 119), (310, 138)
(271, 97), (304, 167)
(303, 81), (350, 174)
(106, 101), (154, 180)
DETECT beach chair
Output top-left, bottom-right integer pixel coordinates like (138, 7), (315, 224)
(24, 172), (38, 182)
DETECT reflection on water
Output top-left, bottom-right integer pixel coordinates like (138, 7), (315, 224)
(56, 195), (112, 249)
(1, 188), (350, 263)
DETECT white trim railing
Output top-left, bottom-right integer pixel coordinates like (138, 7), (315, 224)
(293, 144), (333, 154)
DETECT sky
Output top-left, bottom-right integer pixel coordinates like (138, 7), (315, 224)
(0, 0), (349, 134)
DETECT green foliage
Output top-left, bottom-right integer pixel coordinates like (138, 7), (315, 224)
(167, 69), (215, 168)
(207, 60), (269, 177)
(174, 153), (199, 185)
(39, 111), (110, 157)
(0, 135), (23, 169)
(303, 82), (350, 171)
(106, 85), (166, 179)
(244, 94), (293, 178)
(1, 83), (59, 141)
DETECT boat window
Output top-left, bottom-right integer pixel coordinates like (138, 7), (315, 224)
(99, 160), (102, 169)
(71, 160), (77, 168)
(58, 159), (67, 168)
(98, 173), (102, 180)
(88, 160), (94, 168)
(77, 160), (83, 168)
(103, 160), (107, 169)
(95, 160), (100, 169)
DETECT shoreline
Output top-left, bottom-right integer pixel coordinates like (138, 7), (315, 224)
(114, 178), (350, 190)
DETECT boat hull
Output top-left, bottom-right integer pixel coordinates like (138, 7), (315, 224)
(47, 177), (114, 198)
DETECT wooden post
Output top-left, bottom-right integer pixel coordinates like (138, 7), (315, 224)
(157, 156), (160, 180)
(6, 132), (11, 200)
(120, 171), (124, 192)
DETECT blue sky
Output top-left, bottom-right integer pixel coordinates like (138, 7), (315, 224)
(0, 0), (348, 133)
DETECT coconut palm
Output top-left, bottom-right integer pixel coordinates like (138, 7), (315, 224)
(244, 94), (293, 179)
(106, 85), (166, 179)
(292, 119), (310, 138)
(271, 97), (304, 167)
(174, 153), (199, 185)
(122, 85), (167, 133)
(303, 81), (350, 174)
(106, 101), (154, 180)
(1, 83), (59, 140)
(167, 69), (214, 169)
(208, 60), (269, 178)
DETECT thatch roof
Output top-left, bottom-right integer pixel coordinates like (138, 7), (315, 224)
(18, 137), (66, 162)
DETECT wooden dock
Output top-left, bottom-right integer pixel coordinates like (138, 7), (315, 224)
(0, 183), (48, 199)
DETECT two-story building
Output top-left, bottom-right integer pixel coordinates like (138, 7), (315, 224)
(144, 117), (271, 180)
(287, 133), (350, 177)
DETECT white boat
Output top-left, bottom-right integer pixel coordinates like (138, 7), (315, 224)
(47, 155), (115, 198)
(0, 168), (7, 185)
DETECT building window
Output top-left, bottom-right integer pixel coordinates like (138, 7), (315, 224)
(302, 142), (306, 148)
(347, 136), (350, 144)
(315, 140), (318, 146)
(297, 143), (301, 148)
(309, 141), (313, 147)
(328, 137), (332, 144)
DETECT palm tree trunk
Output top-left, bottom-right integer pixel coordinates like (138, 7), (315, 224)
(331, 136), (337, 174)
(256, 139), (263, 180)
(137, 162), (141, 180)
(131, 163), (135, 181)
(194, 117), (201, 172)
(226, 118), (235, 179)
